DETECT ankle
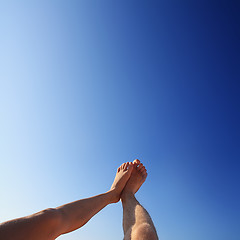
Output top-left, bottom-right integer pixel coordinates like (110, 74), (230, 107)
(107, 189), (120, 204)
(121, 191), (135, 202)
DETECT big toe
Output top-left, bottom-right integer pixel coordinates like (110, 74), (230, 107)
(133, 159), (140, 165)
(128, 163), (133, 172)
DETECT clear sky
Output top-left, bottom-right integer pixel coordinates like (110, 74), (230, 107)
(0, 1), (239, 240)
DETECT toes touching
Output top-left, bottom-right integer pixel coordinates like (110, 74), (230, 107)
(118, 162), (134, 173)
(118, 159), (147, 174)
(133, 159), (147, 177)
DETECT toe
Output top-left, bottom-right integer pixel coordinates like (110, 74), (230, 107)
(133, 159), (140, 165)
(128, 162), (134, 171)
(120, 163), (124, 170)
(142, 170), (147, 176)
(138, 163), (144, 170)
(140, 167), (147, 174)
(124, 162), (129, 170)
(128, 164), (133, 171)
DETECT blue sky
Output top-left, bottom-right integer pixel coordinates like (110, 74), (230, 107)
(0, 1), (239, 240)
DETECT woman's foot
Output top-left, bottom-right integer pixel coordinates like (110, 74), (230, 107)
(109, 162), (133, 203)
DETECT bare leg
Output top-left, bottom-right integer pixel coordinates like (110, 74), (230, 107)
(0, 162), (133, 240)
(121, 160), (158, 240)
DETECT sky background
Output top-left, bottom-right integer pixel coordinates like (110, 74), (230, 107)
(0, 1), (239, 240)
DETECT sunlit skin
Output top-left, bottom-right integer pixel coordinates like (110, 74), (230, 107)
(121, 159), (158, 240)
(0, 160), (158, 240)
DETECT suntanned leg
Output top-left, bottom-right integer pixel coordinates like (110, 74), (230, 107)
(0, 162), (133, 240)
(121, 159), (158, 240)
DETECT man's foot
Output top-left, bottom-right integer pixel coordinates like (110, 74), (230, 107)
(121, 159), (147, 200)
(109, 162), (134, 203)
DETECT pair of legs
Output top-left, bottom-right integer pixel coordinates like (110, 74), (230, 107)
(0, 159), (158, 240)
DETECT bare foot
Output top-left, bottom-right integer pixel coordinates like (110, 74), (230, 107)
(110, 162), (133, 203)
(121, 159), (147, 199)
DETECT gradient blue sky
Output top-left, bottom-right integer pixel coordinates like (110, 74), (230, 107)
(0, 1), (239, 240)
